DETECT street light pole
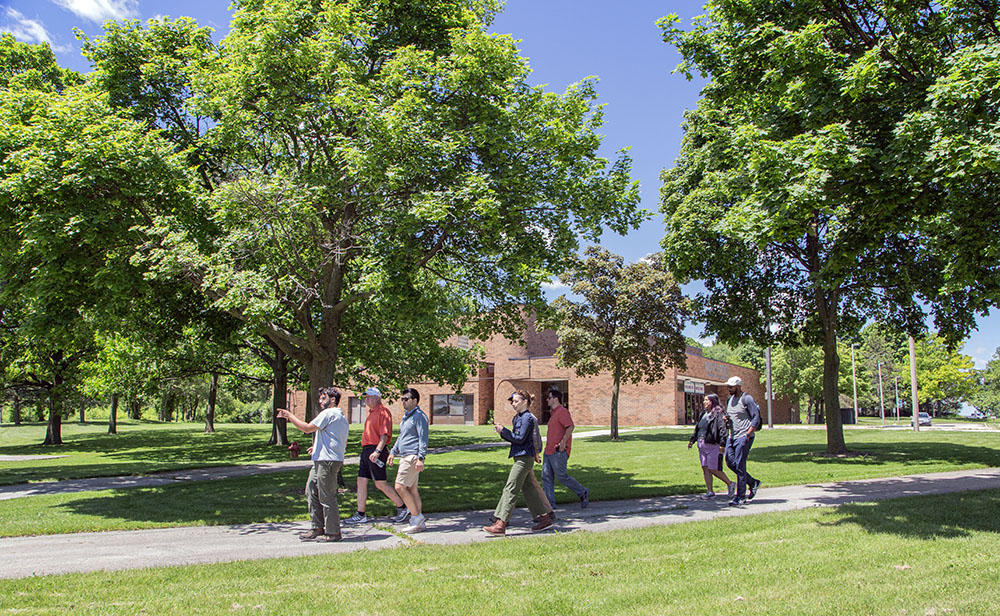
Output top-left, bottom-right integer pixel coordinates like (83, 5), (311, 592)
(894, 374), (900, 423)
(877, 361), (885, 426)
(766, 345), (773, 429)
(851, 344), (858, 424)
(909, 336), (920, 432)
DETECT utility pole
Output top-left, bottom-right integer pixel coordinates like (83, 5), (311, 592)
(851, 344), (858, 424)
(910, 336), (920, 432)
(894, 374), (900, 423)
(877, 361), (885, 426)
(766, 346), (773, 429)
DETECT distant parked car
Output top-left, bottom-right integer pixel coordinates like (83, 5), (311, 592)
(969, 411), (986, 420)
(912, 412), (932, 426)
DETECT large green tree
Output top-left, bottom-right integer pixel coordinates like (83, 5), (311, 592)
(128, 0), (642, 408)
(659, 0), (999, 453)
(1, 36), (193, 444)
(549, 247), (688, 439)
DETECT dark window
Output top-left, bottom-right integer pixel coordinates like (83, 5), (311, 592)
(432, 394), (473, 417)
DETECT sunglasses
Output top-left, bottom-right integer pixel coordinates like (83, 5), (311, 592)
(401, 396), (412, 401)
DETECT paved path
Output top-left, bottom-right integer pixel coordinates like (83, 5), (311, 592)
(2, 467), (999, 580)
(0, 427), (656, 501)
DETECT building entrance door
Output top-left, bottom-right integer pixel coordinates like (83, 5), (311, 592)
(684, 393), (704, 425)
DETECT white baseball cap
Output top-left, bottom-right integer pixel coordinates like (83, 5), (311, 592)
(726, 376), (742, 387)
(364, 387), (381, 397)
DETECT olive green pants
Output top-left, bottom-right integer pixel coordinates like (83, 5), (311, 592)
(307, 460), (343, 535)
(493, 455), (547, 522)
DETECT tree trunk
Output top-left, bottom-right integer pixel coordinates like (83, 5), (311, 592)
(818, 295), (846, 453)
(79, 405), (85, 423)
(109, 393), (118, 435)
(267, 340), (290, 446)
(610, 361), (622, 440)
(43, 374), (64, 445)
(305, 358), (336, 423)
(205, 372), (218, 434)
(12, 393), (21, 426)
(160, 391), (175, 423)
(128, 397), (141, 420)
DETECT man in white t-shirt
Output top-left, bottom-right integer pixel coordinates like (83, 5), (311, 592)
(278, 387), (349, 542)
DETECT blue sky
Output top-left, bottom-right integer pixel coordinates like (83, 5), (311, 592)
(2, 0), (997, 367)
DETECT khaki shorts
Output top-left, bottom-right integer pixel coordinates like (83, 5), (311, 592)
(394, 455), (422, 487)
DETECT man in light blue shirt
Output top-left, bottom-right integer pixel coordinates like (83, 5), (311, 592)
(388, 388), (429, 532)
(278, 387), (349, 542)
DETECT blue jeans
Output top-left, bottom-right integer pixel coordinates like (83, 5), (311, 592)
(542, 450), (587, 507)
(725, 435), (757, 500)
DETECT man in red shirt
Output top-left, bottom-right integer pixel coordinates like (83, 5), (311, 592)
(542, 389), (589, 510)
(342, 387), (408, 525)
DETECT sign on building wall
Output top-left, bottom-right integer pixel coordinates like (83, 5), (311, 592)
(704, 360), (730, 381)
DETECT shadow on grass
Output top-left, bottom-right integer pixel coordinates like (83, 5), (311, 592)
(54, 450), (700, 528)
(0, 425), (499, 485)
(818, 488), (1000, 539)
(752, 441), (1000, 468)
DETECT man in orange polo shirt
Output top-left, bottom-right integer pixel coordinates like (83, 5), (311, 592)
(542, 389), (589, 510)
(342, 387), (408, 525)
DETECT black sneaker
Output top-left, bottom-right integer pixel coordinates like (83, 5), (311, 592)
(581, 488), (590, 509)
(748, 479), (762, 500)
(728, 498), (746, 507)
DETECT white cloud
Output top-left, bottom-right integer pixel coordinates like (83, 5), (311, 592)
(51, 0), (139, 23)
(966, 345), (990, 369)
(1, 8), (71, 52)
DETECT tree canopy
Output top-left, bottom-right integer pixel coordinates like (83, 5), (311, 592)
(549, 247), (688, 439)
(122, 0), (642, 406)
(659, 0), (1000, 453)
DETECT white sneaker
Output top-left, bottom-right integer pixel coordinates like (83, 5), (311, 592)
(699, 491), (715, 500)
(405, 514), (426, 533)
(727, 483), (736, 498)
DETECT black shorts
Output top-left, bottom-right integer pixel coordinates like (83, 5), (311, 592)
(358, 444), (389, 481)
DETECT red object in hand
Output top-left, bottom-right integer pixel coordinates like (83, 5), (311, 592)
(288, 441), (301, 458)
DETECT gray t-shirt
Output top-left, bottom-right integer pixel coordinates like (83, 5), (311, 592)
(726, 393), (759, 439)
(310, 407), (349, 462)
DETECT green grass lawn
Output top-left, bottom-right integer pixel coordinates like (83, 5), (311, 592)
(1, 488), (997, 615)
(0, 421), (501, 485)
(3, 426), (1000, 537)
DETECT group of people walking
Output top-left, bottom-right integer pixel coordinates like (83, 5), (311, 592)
(688, 376), (763, 506)
(278, 386), (428, 542)
(277, 373), (762, 542)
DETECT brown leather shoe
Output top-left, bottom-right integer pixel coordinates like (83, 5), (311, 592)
(318, 533), (343, 542)
(300, 528), (324, 540)
(482, 519), (507, 536)
(531, 513), (553, 532)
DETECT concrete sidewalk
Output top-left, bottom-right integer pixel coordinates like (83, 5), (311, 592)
(0, 427), (655, 501)
(2, 467), (999, 580)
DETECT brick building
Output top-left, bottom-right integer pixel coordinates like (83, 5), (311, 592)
(286, 314), (792, 427)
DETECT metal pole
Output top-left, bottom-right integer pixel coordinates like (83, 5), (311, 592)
(851, 344), (858, 424)
(894, 374), (900, 423)
(877, 361), (885, 426)
(909, 336), (920, 432)
(766, 346), (773, 428)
